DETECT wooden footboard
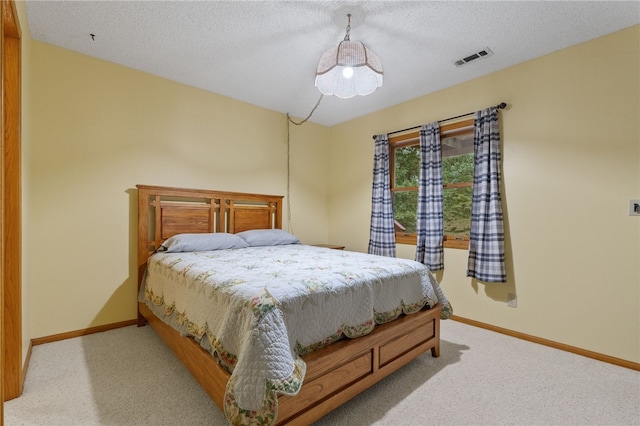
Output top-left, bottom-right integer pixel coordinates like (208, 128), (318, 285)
(278, 303), (440, 425)
(139, 302), (440, 425)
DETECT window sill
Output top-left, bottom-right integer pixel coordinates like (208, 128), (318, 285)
(444, 239), (470, 250)
(395, 234), (469, 250)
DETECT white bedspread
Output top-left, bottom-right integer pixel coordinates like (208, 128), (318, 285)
(140, 244), (452, 425)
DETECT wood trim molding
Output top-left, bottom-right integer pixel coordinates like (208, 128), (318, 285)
(31, 319), (138, 346)
(2, 0), (18, 39)
(21, 339), (31, 385)
(2, 0), (21, 409)
(450, 315), (640, 371)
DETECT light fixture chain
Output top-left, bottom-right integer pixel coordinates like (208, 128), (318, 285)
(344, 13), (351, 41)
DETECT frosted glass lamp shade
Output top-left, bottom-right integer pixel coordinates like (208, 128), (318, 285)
(315, 40), (383, 99)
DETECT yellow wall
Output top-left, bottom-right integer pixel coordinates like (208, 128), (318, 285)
(19, 2), (639, 366)
(328, 25), (640, 363)
(22, 38), (329, 338)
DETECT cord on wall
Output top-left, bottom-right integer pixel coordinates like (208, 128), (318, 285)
(285, 94), (323, 234)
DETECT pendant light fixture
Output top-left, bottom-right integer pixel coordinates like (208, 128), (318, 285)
(315, 14), (383, 99)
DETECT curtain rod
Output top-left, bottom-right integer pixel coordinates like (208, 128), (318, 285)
(373, 102), (507, 139)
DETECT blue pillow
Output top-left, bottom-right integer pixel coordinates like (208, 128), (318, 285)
(236, 229), (300, 247)
(159, 233), (248, 253)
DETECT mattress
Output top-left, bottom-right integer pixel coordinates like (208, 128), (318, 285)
(139, 243), (452, 424)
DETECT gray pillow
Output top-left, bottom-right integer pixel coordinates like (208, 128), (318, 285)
(159, 233), (248, 253)
(236, 229), (301, 247)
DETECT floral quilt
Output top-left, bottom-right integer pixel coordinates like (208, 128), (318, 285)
(140, 244), (452, 425)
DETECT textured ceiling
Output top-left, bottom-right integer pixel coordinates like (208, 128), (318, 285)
(24, 1), (640, 126)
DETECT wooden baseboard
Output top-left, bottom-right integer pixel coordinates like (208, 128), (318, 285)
(450, 315), (640, 371)
(3, 341), (31, 403)
(31, 319), (138, 346)
(21, 341), (32, 392)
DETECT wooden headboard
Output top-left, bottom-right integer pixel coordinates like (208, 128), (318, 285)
(136, 184), (283, 290)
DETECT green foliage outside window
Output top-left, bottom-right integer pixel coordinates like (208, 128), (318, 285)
(442, 154), (474, 236)
(393, 144), (474, 237)
(442, 153), (474, 184)
(393, 146), (420, 233)
(393, 191), (418, 233)
(394, 146), (420, 187)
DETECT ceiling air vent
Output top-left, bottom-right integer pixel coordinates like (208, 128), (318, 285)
(454, 48), (493, 67)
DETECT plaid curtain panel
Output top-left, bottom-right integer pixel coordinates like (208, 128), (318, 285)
(368, 134), (396, 257)
(415, 122), (444, 270)
(467, 107), (507, 282)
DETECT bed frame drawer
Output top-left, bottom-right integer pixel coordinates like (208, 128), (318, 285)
(379, 318), (435, 367)
(278, 350), (373, 416)
(277, 306), (440, 424)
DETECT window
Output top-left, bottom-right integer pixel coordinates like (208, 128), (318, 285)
(390, 119), (474, 249)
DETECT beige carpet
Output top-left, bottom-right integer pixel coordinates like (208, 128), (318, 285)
(4, 320), (639, 425)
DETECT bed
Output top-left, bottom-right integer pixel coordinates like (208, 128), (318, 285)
(136, 184), (452, 425)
